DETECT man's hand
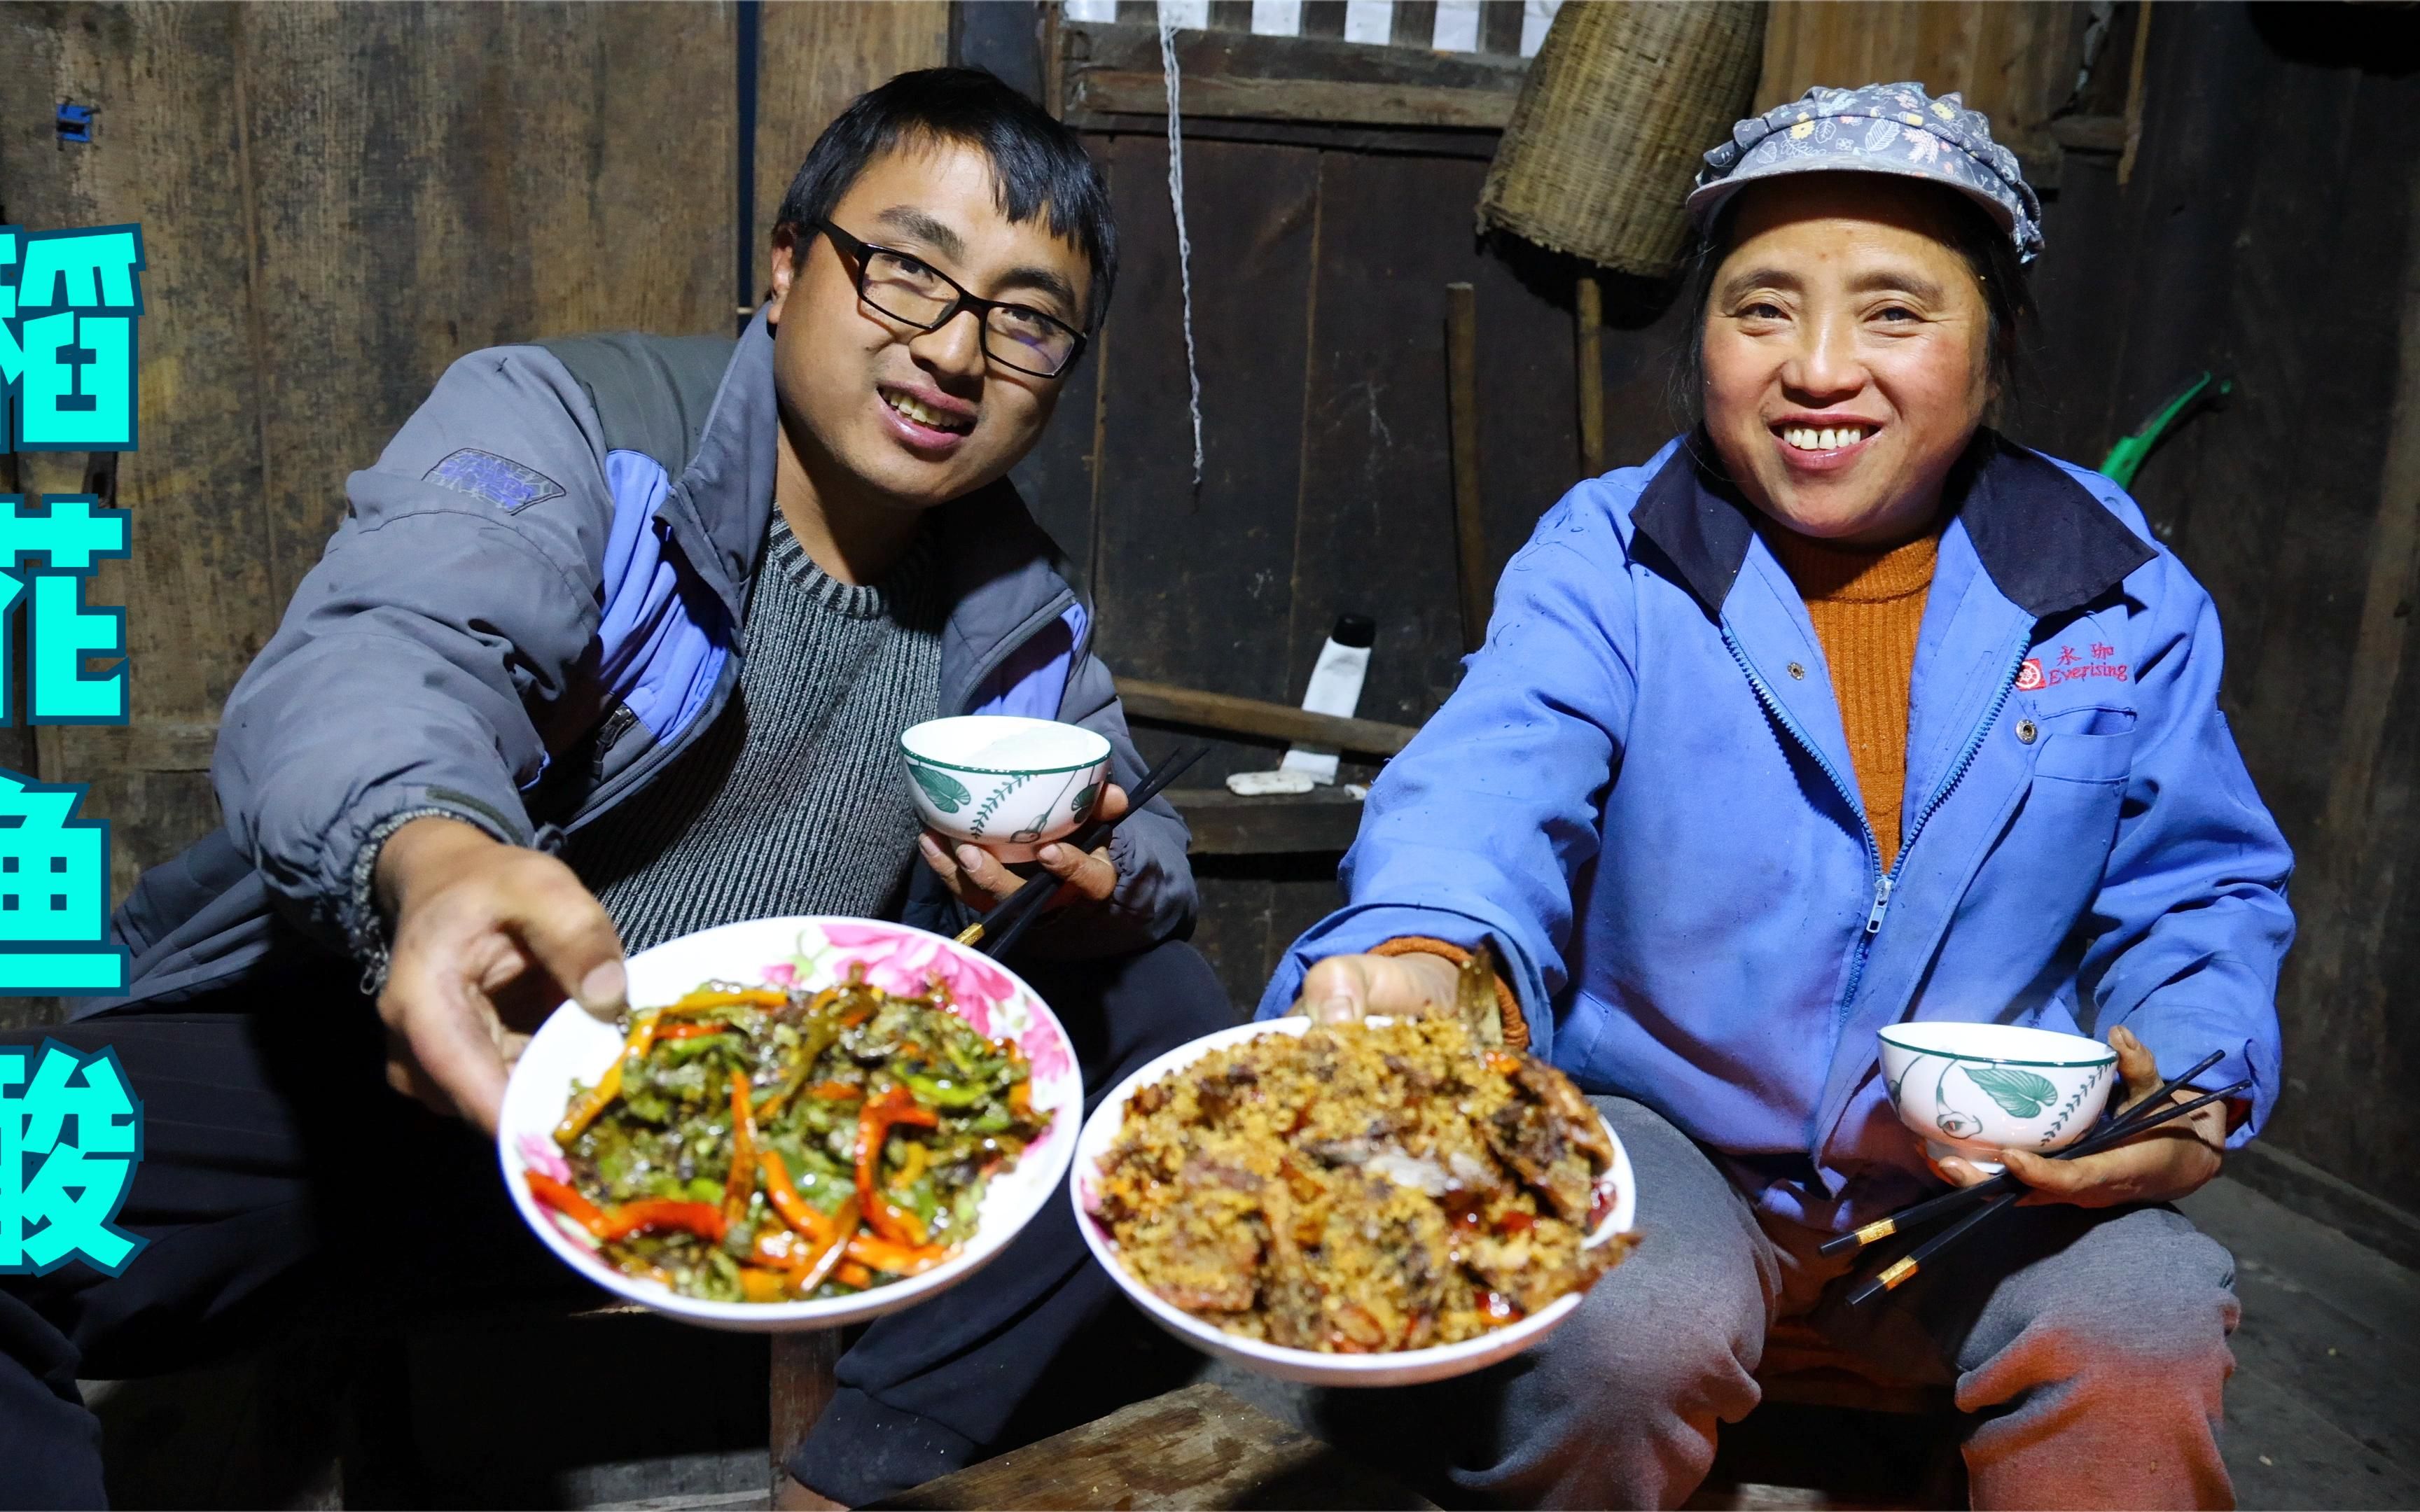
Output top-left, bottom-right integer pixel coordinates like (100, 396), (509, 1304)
(1296, 950), (1463, 1026)
(918, 783), (1129, 914)
(373, 816), (629, 1134)
(1931, 1026), (2227, 1208)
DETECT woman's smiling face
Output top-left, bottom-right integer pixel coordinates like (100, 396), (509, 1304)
(1700, 175), (1995, 546)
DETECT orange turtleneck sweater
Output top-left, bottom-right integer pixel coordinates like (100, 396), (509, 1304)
(1760, 522), (1943, 870)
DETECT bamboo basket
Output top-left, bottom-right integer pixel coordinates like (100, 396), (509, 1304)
(1479, 1), (1769, 277)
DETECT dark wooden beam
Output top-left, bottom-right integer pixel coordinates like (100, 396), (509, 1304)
(1071, 69), (1516, 129)
(1171, 785), (1365, 855)
(1116, 677), (1421, 755)
(2050, 113), (2128, 153)
(1060, 19), (1524, 130)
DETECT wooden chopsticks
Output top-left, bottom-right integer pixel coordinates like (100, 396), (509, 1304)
(1822, 1047), (2228, 1260)
(1844, 1071), (2249, 1307)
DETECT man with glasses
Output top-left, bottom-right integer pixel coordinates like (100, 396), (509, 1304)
(0, 69), (1228, 1507)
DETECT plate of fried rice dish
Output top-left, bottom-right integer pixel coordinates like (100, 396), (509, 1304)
(1073, 1009), (1638, 1386)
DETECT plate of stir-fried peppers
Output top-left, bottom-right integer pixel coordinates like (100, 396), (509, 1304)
(498, 917), (1081, 1331)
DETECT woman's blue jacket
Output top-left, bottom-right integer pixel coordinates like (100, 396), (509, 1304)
(1257, 434), (2293, 1231)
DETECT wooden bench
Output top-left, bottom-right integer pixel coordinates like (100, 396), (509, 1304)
(866, 1382), (1433, 1510)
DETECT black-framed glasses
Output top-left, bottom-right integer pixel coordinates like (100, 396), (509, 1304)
(816, 219), (1087, 379)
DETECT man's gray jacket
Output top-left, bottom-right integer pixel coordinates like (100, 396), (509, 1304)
(88, 312), (1195, 1014)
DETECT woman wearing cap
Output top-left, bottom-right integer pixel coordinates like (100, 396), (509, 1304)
(1259, 84), (2287, 1508)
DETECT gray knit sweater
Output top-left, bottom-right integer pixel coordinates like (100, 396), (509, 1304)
(566, 515), (943, 954)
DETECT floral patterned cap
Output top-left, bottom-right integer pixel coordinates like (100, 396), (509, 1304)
(1688, 83), (2044, 265)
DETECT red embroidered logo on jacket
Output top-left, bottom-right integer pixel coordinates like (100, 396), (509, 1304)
(2019, 645), (2130, 692)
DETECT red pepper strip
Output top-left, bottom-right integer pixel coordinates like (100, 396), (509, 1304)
(653, 1021), (734, 1041)
(845, 1232), (949, 1277)
(724, 1070), (758, 1229)
(855, 1086), (940, 1247)
(526, 1172), (611, 1238)
(785, 1195), (860, 1296)
(758, 1149), (836, 1245)
(596, 1200), (728, 1244)
(806, 1081), (862, 1101)
(833, 1261), (875, 1289)
(555, 1011), (662, 1146)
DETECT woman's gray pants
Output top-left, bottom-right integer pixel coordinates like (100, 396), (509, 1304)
(1345, 1096), (2241, 1510)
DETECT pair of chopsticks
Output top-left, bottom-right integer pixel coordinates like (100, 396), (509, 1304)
(1840, 1049), (2246, 1307)
(952, 742), (1210, 961)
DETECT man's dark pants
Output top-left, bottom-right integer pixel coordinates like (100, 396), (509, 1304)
(0, 937), (1234, 1508)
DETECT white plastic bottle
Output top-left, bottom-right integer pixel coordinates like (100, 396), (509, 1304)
(1279, 614), (1376, 786)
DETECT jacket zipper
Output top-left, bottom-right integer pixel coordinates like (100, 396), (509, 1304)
(1721, 628), (1884, 1004)
(1724, 624), (2032, 1026)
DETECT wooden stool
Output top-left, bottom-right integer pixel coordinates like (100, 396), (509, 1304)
(770, 1331), (847, 1507)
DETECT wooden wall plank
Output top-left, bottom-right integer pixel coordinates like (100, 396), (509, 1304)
(0, 2), (750, 925)
(1755, 1), (2080, 174)
(1088, 134), (1321, 784)
(0, 2), (278, 915)
(242, 3), (741, 620)
(753, 0), (950, 265)
(1286, 149), (1585, 729)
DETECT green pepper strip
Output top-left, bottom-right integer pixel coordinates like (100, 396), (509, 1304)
(753, 999), (844, 1122)
(895, 1070), (995, 1109)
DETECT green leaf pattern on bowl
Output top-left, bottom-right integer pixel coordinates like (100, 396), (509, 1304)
(1011, 769), (1095, 845)
(1932, 1056), (1983, 1138)
(2039, 1063), (2109, 1142)
(966, 774), (1029, 839)
(911, 763), (973, 815)
(1962, 1065), (2061, 1119)
(1898, 1049), (2108, 1144)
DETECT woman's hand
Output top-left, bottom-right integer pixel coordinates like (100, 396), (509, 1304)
(918, 784), (1129, 914)
(1931, 1026), (2227, 1208)
(1296, 951), (1465, 1026)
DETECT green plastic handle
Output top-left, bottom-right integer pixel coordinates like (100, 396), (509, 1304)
(2099, 372), (2232, 490)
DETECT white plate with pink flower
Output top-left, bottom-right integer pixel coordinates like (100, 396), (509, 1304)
(496, 916), (1082, 1332)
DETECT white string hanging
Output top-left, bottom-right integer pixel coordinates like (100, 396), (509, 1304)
(1157, 9), (1205, 487)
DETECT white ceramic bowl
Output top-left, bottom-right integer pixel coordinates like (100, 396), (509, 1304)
(1878, 1021), (2118, 1174)
(497, 917), (1083, 1333)
(900, 715), (1114, 862)
(1072, 1017), (1637, 1387)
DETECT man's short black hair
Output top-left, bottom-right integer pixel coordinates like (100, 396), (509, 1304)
(775, 67), (1118, 332)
